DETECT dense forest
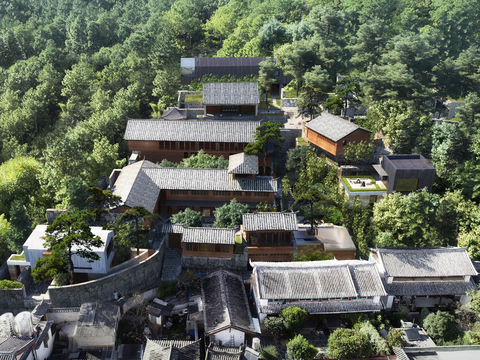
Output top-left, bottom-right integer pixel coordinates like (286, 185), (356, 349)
(1, 0), (480, 263)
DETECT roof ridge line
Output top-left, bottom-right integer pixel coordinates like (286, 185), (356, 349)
(219, 271), (233, 328)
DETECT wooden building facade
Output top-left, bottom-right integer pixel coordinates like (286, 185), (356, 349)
(124, 119), (260, 163)
(305, 113), (372, 159)
(110, 156), (278, 217)
(241, 212), (297, 262)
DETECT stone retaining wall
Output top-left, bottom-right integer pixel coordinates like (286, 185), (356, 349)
(0, 286), (26, 314)
(184, 102), (202, 109)
(182, 248), (248, 271)
(187, 109), (204, 118)
(281, 98), (297, 107)
(17, 266), (33, 293)
(48, 243), (165, 308)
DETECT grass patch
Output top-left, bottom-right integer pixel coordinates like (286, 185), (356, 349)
(258, 99), (281, 110)
(10, 253), (25, 261)
(447, 96), (465, 102)
(185, 94), (203, 102)
(276, 97), (281, 107)
(341, 176), (385, 193)
(297, 137), (309, 146)
(0, 280), (23, 289)
(285, 89), (297, 99)
(235, 235), (243, 254)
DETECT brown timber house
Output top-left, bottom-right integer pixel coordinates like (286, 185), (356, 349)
(241, 212), (298, 262)
(124, 118), (261, 162)
(109, 154), (278, 216)
(305, 113), (372, 160)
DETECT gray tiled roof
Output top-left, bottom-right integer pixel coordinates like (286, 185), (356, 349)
(74, 302), (118, 339)
(206, 346), (243, 360)
(372, 247), (478, 277)
(112, 161), (278, 213)
(305, 113), (371, 142)
(259, 299), (383, 315)
(252, 260), (386, 300)
(202, 270), (256, 336)
(0, 336), (33, 354)
(160, 223), (185, 234)
(228, 153), (259, 174)
(203, 82), (259, 105)
(143, 339), (201, 360)
(242, 212), (297, 232)
(143, 167), (278, 192)
(162, 108), (187, 120)
(31, 300), (50, 322)
(383, 279), (477, 296)
(111, 160), (161, 213)
(182, 227), (236, 245)
(124, 119), (259, 143)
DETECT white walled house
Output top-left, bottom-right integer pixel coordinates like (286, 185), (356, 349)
(201, 270), (257, 347)
(23, 225), (115, 275)
(251, 260), (387, 323)
(369, 247), (478, 310)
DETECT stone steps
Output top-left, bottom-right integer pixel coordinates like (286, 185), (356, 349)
(161, 248), (182, 282)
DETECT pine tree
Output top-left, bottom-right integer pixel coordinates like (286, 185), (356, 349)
(8, 200), (32, 254)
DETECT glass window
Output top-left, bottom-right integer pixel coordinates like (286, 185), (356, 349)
(222, 245), (229, 252)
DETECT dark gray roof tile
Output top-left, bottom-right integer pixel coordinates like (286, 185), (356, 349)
(373, 247), (478, 277)
(305, 113), (371, 142)
(202, 270), (256, 335)
(124, 119), (259, 143)
(203, 82), (259, 105)
(182, 227), (236, 245)
(252, 260), (386, 300)
(228, 153), (259, 174)
(242, 212), (297, 232)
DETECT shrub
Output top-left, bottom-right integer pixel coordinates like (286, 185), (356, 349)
(357, 321), (391, 356)
(0, 280), (23, 289)
(158, 281), (178, 298)
(286, 335), (317, 360)
(280, 306), (308, 333)
(171, 208), (202, 227)
(53, 272), (70, 286)
(423, 311), (458, 343)
(260, 345), (278, 360)
(420, 307), (430, 324)
(387, 328), (406, 349)
(396, 304), (410, 318)
(264, 316), (286, 336)
(327, 328), (375, 360)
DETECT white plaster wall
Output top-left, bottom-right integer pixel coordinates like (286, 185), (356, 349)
(212, 328), (245, 347)
(36, 327), (54, 360)
(386, 296), (394, 309)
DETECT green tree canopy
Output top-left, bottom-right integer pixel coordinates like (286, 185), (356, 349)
(327, 328), (375, 360)
(280, 306), (308, 333)
(286, 335), (318, 360)
(8, 200), (32, 254)
(86, 186), (122, 226)
(32, 210), (102, 285)
(296, 85), (327, 121)
(119, 206), (160, 255)
(245, 121), (285, 174)
(213, 199), (249, 228)
(171, 208), (202, 227)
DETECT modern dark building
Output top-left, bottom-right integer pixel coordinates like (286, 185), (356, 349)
(373, 154), (436, 194)
(180, 57), (291, 93)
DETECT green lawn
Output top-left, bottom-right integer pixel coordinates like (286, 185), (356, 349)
(341, 176), (384, 192)
(297, 137), (309, 146)
(258, 99), (281, 110)
(276, 97), (281, 107)
(285, 89), (298, 99)
(235, 235), (243, 254)
(10, 253), (25, 261)
(447, 96), (465, 102)
(184, 94), (203, 102)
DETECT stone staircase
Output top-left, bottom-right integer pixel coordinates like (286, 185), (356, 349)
(161, 248), (182, 282)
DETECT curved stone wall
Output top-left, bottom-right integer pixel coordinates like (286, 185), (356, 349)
(48, 244), (165, 308)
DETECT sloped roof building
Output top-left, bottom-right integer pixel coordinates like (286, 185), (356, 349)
(201, 270), (256, 347)
(369, 247), (478, 309)
(251, 260), (386, 321)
